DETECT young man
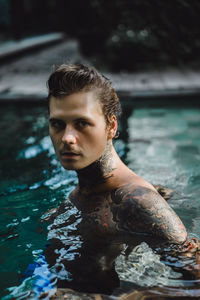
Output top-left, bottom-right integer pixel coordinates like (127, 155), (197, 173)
(47, 63), (186, 244)
(45, 64), (199, 294)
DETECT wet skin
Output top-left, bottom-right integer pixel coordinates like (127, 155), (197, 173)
(70, 183), (187, 244)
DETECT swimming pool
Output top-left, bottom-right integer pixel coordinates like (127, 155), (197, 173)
(0, 102), (200, 299)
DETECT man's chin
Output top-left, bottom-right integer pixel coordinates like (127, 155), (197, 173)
(61, 164), (79, 170)
(60, 161), (86, 171)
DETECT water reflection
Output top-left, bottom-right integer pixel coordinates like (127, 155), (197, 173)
(43, 201), (121, 294)
(1, 105), (200, 299)
(126, 108), (200, 223)
(41, 197), (200, 299)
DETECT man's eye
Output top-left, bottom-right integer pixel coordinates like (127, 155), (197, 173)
(50, 120), (65, 129)
(76, 120), (89, 128)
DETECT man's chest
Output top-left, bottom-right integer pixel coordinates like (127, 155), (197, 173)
(70, 186), (142, 236)
(73, 191), (121, 235)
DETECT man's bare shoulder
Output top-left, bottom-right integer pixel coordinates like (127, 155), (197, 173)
(110, 183), (187, 244)
(111, 182), (165, 205)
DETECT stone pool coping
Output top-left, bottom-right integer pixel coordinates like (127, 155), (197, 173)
(0, 89), (200, 107)
(0, 32), (65, 61)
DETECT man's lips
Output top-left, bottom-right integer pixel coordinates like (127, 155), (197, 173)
(60, 151), (81, 158)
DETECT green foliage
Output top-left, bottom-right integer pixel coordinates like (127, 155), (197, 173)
(73, 0), (200, 70)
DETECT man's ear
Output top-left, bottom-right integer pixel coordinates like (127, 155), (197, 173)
(107, 115), (118, 139)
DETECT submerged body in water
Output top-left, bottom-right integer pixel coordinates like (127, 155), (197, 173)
(43, 184), (200, 296)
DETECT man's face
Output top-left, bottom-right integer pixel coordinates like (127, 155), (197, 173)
(49, 91), (112, 170)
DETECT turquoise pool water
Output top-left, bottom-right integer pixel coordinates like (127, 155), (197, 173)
(0, 104), (200, 299)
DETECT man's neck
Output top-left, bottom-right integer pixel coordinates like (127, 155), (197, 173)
(77, 142), (116, 191)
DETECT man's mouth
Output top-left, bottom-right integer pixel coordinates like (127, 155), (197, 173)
(60, 151), (80, 159)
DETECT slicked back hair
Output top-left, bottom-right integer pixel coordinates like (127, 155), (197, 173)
(47, 64), (121, 125)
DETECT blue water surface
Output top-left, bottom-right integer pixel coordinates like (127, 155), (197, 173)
(0, 104), (200, 299)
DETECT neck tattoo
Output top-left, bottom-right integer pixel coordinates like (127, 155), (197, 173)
(77, 142), (115, 190)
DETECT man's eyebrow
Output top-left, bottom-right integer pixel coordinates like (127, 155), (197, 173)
(49, 117), (62, 122)
(75, 117), (91, 122)
(49, 117), (92, 123)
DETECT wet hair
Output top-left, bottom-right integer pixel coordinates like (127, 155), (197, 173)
(47, 64), (121, 124)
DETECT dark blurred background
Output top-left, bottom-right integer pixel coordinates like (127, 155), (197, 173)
(1, 0), (200, 71)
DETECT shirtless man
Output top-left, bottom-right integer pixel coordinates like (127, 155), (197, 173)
(47, 63), (186, 243)
(45, 64), (199, 294)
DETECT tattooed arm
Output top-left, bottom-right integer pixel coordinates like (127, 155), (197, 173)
(111, 185), (187, 245)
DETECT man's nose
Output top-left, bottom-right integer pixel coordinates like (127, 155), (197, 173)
(62, 125), (76, 144)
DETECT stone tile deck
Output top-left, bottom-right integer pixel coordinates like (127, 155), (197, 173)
(0, 37), (200, 102)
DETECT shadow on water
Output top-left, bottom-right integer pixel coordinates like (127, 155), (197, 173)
(0, 102), (200, 299)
